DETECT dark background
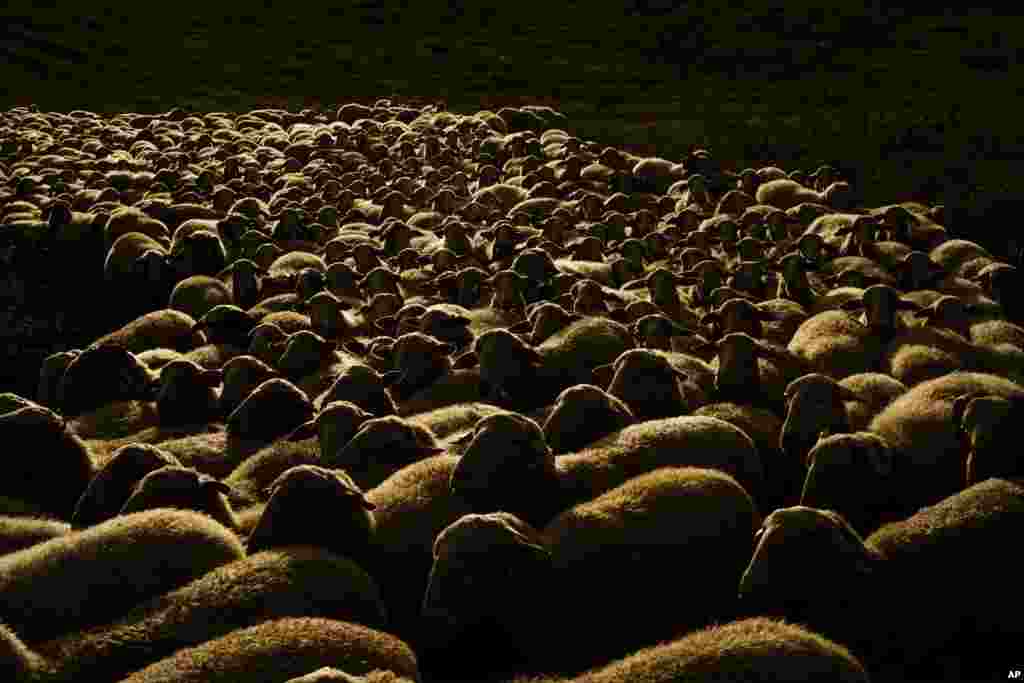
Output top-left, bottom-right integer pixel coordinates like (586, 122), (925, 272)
(1, 1), (1021, 395)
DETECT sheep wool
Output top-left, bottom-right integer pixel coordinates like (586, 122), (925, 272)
(116, 618), (420, 683)
(0, 508), (244, 643)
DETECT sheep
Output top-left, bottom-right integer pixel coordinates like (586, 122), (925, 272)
(799, 431), (896, 535)
(383, 332), (455, 401)
(786, 309), (885, 380)
(0, 508), (244, 644)
(779, 373), (861, 469)
(879, 317), (984, 387)
(35, 350), (79, 408)
(117, 465), (238, 531)
(450, 412), (763, 528)
(868, 371), (1024, 512)
(103, 231), (174, 315)
(217, 258), (267, 309)
(167, 229), (228, 280)
(836, 372), (907, 430)
(0, 404), (96, 519)
(415, 511), (557, 679)
(327, 416), (445, 491)
(247, 321), (288, 366)
(168, 274), (233, 321)
(276, 330), (339, 383)
(56, 342), (159, 417)
(247, 465), (376, 561)
(737, 506), (880, 663)
(305, 290), (353, 341)
(317, 363), (398, 416)
(952, 392), (1023, 485)
(91, 309), (206, 354)
(303, 448), (460, 640)
(103, 206), (170, 253)
(115, 618), (420, 683)
(227, 377), (315, 446)
(427, 468), (761, 676)
(191, 304), (262, 348)
(219, 355), (279, 416)
(541, 384), (636, 454)
(692, 401), (788, 508)
(155, 358), (222, 426)
(402, 401), (507, 448)
(71, 443), (181, 528)
(755, 178), (851, 211)
(286, 398), (374, 456)
(744, 477), (1024, 680)
(498, 316), (633, 409)
(0, 516), (69, 556)
(704, 331), (811, 411)
(509, 618), (870, 683)
(863, 477), (1024, 680)
(599, 348), (694, 420)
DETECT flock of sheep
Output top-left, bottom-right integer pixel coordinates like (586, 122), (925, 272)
(0, 99), (1021, 682)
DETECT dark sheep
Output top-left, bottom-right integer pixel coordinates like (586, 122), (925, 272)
(118, 465), (239, 532)
(329, 416), (445, 491)
(540, 384), (636, 454)
(226, 378), (315, 445)
(5, 547), (387, 682)
(56, 343), (159, 417)
(0, 404), (96, 519)
(0, 508), (244, 643)
(247, 465), (376, 563)
(72, 443), (181, 528)
(799, 431), (896, 536)
(317, 364), (398, 417)
(426, 467), (760, 677)
(154, 358), (222, 426)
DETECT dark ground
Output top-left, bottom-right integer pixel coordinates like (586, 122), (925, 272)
(1, 2), (1021, 396)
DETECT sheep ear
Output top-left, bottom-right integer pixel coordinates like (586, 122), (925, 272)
(286, 419), (318, 441)
(201, 369), (223, 386)
(592, 363), (615, 390)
